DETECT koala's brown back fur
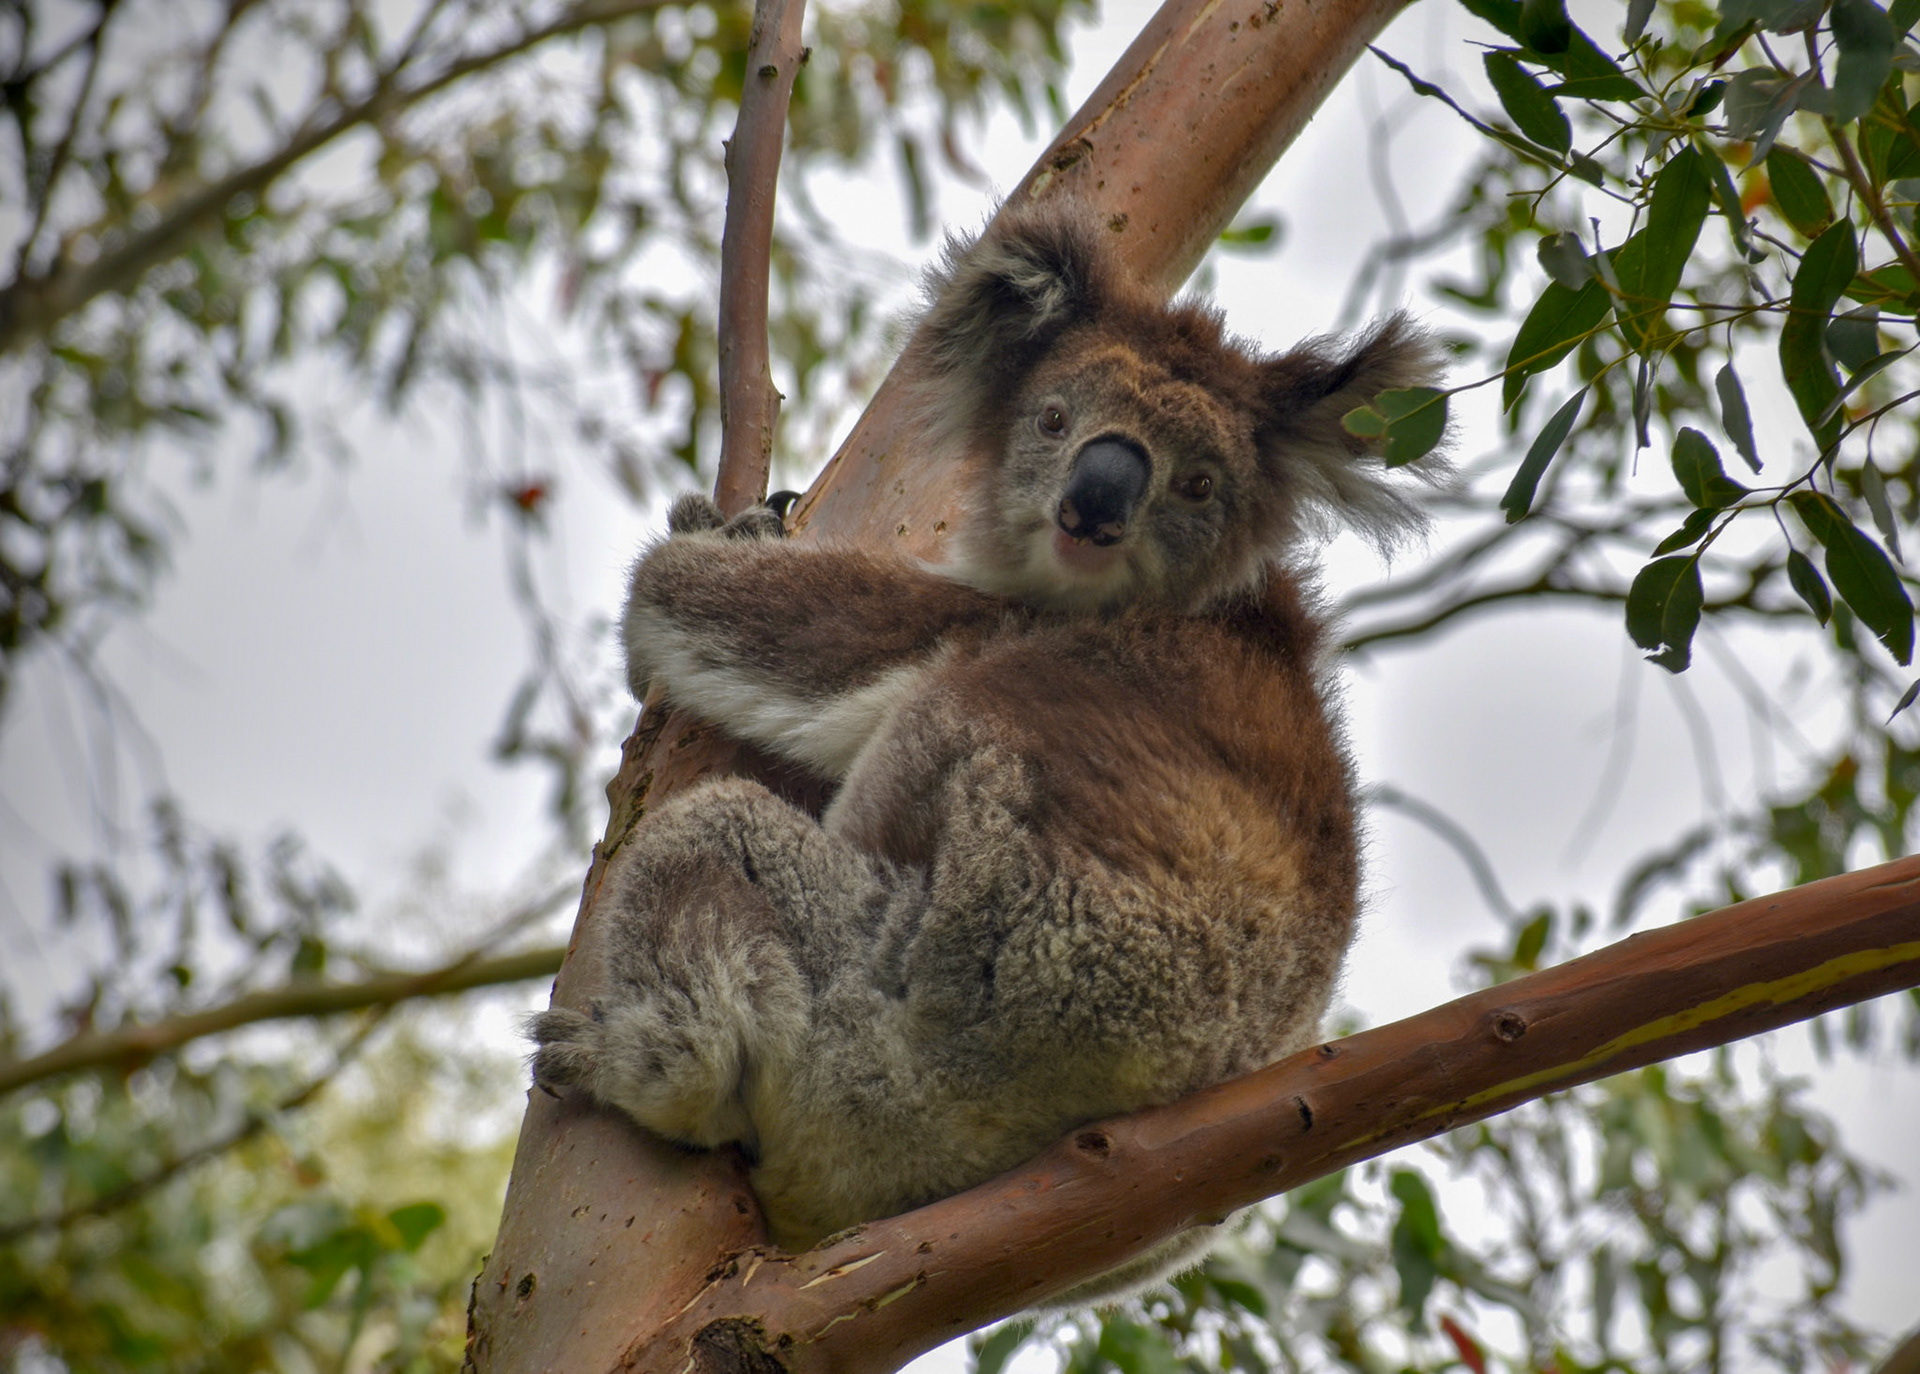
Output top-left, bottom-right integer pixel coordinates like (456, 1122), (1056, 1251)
(529, 202), (1443, 1305)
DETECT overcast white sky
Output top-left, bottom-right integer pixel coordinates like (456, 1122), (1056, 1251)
(0, 0), (1912, 1362)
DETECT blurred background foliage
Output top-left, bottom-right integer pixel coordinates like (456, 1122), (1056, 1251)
(0, 0), (1916, 1370)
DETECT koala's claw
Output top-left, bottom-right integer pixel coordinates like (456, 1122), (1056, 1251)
(722, 505), (786, 541)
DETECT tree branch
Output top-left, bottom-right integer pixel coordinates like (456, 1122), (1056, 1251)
(0, 0), (675, 356)
(713, 0), (809, 517)
(0, 945), (564, 1096)
(640, 853), (1920, 1374)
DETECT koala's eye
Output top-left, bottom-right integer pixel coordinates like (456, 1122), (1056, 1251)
(1038, 405), (1069, 437)
(1176, 473), (1215, 502)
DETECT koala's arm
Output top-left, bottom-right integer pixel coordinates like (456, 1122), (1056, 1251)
(624, 526), (1004, 779)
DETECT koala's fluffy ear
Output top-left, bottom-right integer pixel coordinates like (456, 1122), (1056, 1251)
(910, 206), (1110, 444)
(1257, 313), (1449, 547)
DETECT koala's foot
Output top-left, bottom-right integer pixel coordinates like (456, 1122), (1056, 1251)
(666, 491), (787, 541)
(525, 996), (755, 1150)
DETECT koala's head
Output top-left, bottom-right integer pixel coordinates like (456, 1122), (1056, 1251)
(908, 204), (1445, 614)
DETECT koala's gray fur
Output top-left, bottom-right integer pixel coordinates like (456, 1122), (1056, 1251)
(529, 202), (1444, 1304)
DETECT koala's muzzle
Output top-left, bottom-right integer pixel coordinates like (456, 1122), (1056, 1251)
(1057, 438), (1149, 547)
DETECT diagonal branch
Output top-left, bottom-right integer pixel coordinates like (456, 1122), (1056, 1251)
(645, 853), (1920, 1374)
(0, 944), (564, 1096)
(0, 0), (675, 356)
(713, 0), (809, 517)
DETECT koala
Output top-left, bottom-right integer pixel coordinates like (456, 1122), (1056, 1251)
(529, 203), (1442, 1303)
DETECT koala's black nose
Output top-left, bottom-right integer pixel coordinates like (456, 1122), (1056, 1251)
(1057, 438), (1149, 547)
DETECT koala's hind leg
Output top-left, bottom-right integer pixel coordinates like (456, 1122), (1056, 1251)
(528, 777), (894, 1154)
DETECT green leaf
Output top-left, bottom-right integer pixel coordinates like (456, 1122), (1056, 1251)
(1826, 308), (1883, 371)
(1626, 0), (1657, 40)
(1459, 0), (1525, 38)
(1626, 555), (1705, 672)
(1723, 68), (1814, 164)
(1889, 678), (1920, 721)
(1549, 29), (1646, 99)
(1389, 1169), (1444, 1317)
(1792, 492), (1916, 661)
(1715, 363), (1761, 471)
(1764, 146), (1834, 236)
(1614, 148), (1712, 351)
(1780, 223), (1860, 445)
(1788, 547), (1834, 623)
(973, 1320), (1038, 1374)
(1862, 460), (1904, 560)
(1537, 230), (1594, 287)
(1654, 508), (1719, 554)
(1504, 273), (1612, 408)
(1831, 0), (1896, 124)
(1520, 0), (1572, 52)
(1501, 387), (1586, 520)
(1671, 427), (1751, 508)
(386, 1201), (447, 1252)
(1219, 215), (1284, 249)
(1895, 0), (1920, 33)
(1362, 386), (1451, 466)
(1485, 52), (1571, 151)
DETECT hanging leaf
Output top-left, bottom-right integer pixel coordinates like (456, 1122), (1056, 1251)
(1501, 387), (1587, 520)
(1788, 547), (1835, 623)
(1343, 387), (1450, 466)
(1714, 363), (1761, 471)
(1654, 507), (1719, 554)
(1791, 491), (1915, 662)
(1626, 0), (1658, 40)
(1614, 147), (1711, 351)
(1671, 427), (1751, 508)
(1826, 308), (1883, 371)
(1520, 0), (1572, 53)
(1627, 555), (1705, 672)
(1779, 223), (1859, 446)
(1830, 0), (1896, 124)
(1485, 52), (1571, 151)
(1547, 29), (1646, 99)
(1537, 230), (1595, 287)
(1862, 461), (1904, 561)
(1504, 270), (1613, 409)
(1889, 678), (1920, 721)
(1764, 146), (1834, 236)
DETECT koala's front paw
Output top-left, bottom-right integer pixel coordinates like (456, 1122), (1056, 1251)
(721, 504), (787, 541)
(667, 492), (726, 535)
(665, 491), (787, 542)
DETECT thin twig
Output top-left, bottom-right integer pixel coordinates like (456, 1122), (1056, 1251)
(0, 0), (676, 356)
(0, 1010), (392, 1243)
(0, 944), (564, 1095)
(713, 0), (810, 516)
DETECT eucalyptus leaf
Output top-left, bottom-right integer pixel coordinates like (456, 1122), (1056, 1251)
(1831, 0), (1897, 124)
(1715, 363), (1761, 471)
(1788, 547), (1835, 623)
(1614, 147), (1711, 351)
(1503, 271), (1613, 409)
(1654, 507), (1719, 554)
(1780, 223), (1860, 445)
(1626, 555), (1705, 672)
(1862, 461), (1905, 560)
(1791, 492), (1916, 661)
(1486, 52), (1571, 152)
(1501, 387), (1586, 520)
(1520, 0), (1572, 53)
(1537, 230), (1595, 287)
(1764, 146), (1834, 237)
(1671, 428), (1750, 508)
